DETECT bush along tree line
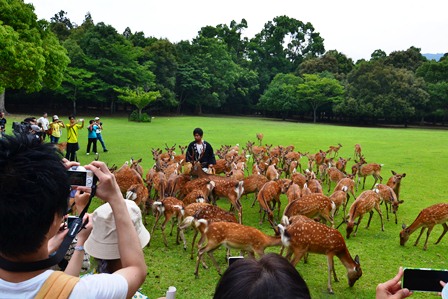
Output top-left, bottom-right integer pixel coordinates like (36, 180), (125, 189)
(1, 0), (448, 125)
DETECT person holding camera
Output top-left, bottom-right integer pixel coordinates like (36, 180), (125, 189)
(0, 134), (147, 298)
(94, 117), (108, 152)
(49, 115), (65, 144)
(65, 115), (84, 161)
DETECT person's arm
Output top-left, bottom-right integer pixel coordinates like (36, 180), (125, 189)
(207, 142), (217, 166)
(185, 143), (194, 162)
(376, 267), (412, 299)
(64, 214), (93, 276)
(83, 161), (147, 298)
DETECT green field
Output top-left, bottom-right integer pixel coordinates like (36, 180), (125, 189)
(4, 114), (448, 298)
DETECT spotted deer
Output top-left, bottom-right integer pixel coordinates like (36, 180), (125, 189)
(327, 143), (343, 158)
(256, 179), (292, 229)
(190, 161), (244, 223)
(345, 189), (384, 238)
(375, 183), (403, 224)
(151, 197), (185, 247)
(179, 203), (237, 258)
(194, 221), (282, 277)
(354, 156), (383, 191)
(354, 144), (362, 160)
(282, 193), (336, 227)
(278, 221), (362, 294)
(400, 203), (448, 250)
(386, 170), (406, 200)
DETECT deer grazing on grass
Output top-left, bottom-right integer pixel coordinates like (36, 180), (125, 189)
(278, 221), (362, 294)
(354, 156), (383, 191)
(345, 189), (384, 238)
(256, 179), (292, 228)
(386, 170), (406, 200)
(194, 221), (282, 277)
(400, 203), (448, 250)
(282, 193), (336, 227)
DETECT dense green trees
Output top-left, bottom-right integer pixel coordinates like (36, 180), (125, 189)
(0, 0), (69, 112)
(2, 1), (447, 126)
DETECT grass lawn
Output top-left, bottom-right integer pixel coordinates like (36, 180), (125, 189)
(4, 114), (448, 298)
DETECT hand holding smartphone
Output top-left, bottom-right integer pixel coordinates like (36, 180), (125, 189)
(402, 268), (448, 293)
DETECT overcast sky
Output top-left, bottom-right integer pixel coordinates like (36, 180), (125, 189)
(26, 0), (448, 61)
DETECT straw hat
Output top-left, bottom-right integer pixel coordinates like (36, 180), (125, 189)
(84, 200), (150, 260)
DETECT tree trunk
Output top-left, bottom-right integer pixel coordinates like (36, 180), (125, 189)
(194, 104), (202, 115)
(72, 100), (77, 115)
(313, 107), (317, 123)
(0, 89), (6, 113)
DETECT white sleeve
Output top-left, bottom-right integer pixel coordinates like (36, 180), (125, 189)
(69, 273), (128, 299)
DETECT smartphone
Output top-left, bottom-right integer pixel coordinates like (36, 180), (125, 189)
(402, 268), (448, 292)
(228, 256), (244, 266)
(67, 216), (78, 229)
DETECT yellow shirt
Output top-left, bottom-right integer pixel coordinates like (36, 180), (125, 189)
(66, 123), (83, 143)
(50, 122), (63, 138)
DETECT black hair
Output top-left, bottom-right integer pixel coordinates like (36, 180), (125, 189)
(68, 115), (75, 120)
(193, 128), (203, 137)
(213, 253), (311, 299)
(0, 135), (70, 258)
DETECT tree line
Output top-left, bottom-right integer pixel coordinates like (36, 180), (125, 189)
(1, 0), (447, 125)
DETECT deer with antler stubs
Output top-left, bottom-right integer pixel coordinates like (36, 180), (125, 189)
(193, 220), (282, 277)
(278, 221), (362, 294)
(400, 203), (448, 250)
(345, 189), (384, 238)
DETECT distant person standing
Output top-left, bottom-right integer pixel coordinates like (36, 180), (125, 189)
(49, 115), (65, 144)
(65, 115), (84, 161)
(186, 127), (216, 172)
(94, 117), (108, 152)
(86, 119), (98, 155)
(37, 112), (50, 141)
(0, 111), (6, 138)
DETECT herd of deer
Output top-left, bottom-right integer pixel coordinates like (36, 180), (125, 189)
(109, 138), (448, 294)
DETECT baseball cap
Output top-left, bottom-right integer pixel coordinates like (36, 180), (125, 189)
(94, 117), (100, 121)
(84, 200), (150, 260)
(53, 115), (59, 120)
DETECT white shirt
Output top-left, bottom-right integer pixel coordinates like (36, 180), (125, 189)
(0, 270), (128, 299)
(37, 117), (49, 131)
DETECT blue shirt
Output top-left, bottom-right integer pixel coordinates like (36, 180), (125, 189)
(88, 125), (98, 139)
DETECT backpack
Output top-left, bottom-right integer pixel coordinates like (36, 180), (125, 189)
(35, 271), (80, 299)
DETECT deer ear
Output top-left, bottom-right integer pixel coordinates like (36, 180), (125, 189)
(398, 200), (404, 204)
(391, 170), (396, 175)
(354, 255), (360, 264)
(402, 173), (406, 177)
